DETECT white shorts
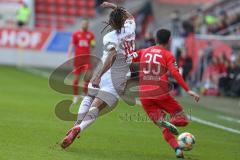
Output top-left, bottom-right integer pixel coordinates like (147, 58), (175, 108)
(88, 71), (119, 107)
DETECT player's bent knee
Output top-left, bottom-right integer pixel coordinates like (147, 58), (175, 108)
(170, 112), (189, 127)
(91, 98), (108, 111)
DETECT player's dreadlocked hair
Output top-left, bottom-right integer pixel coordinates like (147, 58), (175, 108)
(102, 7), (127, 34)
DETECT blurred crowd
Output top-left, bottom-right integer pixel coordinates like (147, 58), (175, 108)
(139, 1), (240, 97)
(170, 0), (240, 97)
(197, 50), (240, 97)
(172, 0), (240, 36)
(192, 1), (240, 35)
(173, 40), (240, 97)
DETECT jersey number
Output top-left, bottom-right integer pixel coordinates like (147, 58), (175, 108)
(143, 53), (162, 75)
(123, 40), (135, 55)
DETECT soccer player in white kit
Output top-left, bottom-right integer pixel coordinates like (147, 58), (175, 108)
(60, 2), (136, 149)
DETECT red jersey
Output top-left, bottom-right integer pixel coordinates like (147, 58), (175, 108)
(136, 46), (190, 99)
(72, 30), (95, 56)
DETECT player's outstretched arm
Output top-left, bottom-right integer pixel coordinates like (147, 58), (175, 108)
(170, 67), (200, 102)
(187, 90), (200, 102)
(101, 1), (134, 19)
(101, 2), (117, 10)
(91, 48), (117, 88)
(168, 57), (200, 102)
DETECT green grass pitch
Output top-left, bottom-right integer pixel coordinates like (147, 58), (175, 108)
(0, 66), (239, 160)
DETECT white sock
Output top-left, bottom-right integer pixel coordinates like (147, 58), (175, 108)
(75, 96), (93, 125)
(78, 107), (99, 132)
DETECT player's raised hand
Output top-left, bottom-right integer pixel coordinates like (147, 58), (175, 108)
(187, 90), (200, 102)
(101, 2), (117, 9)
(91, 76), (101, 88)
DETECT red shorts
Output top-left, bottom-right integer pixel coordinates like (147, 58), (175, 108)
(140, 95), (184, 123)
(73, 56), (91, 75)
(73, 64), (91, 75)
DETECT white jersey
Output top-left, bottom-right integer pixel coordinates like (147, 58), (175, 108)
(101, 19), (136, 64)
(88, 18), (136, 106)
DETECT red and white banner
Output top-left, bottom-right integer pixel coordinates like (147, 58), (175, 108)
(0, 28), (51, 50)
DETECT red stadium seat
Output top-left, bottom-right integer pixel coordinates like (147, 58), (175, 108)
(35, 23), (43, 28)
(35, 23), (51, 29)
(55, 16), (75, 25)
(66, 17), (76, 24)
(35, 0), (43, 5)
(66, 0), (75, 6)
(35, 0), (43, 4)
(46, 6), (55, 14)
(66, 8), (76, 16)
(35, 5), (45, 13)
(47, 23), (54, 29)
(87, 9), (95, 17)
(76, 0), (86, 7)
(56, 7), (65, 15)
(57, 24), (65, 30)
(57, 16), (66, 23)
(36, 16), (43, 22)
(87, 0), (95, 8)
(49, 16), (57, 22)
(35, 14), (41, 19)
(35, 0), (91, 29)
(76, 8), (86, 16)
(56, 0), (65, 5)
(44, 0), (52, 4)
(36, 15), (58, 22)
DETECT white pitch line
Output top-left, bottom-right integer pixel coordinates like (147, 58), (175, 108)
(217, 115), (240, 124)
(190, 116), (240, 135)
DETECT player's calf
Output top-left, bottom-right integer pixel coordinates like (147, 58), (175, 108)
(156, 120), (183, 157)
(162, 128), (184, 158)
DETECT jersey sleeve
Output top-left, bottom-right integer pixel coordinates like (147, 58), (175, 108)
(103, 34), (117, 52)
(167, 53), (190, 92)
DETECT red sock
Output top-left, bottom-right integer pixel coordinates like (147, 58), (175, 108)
(73, 79), (79, 96)
(162, 128), (179, 149)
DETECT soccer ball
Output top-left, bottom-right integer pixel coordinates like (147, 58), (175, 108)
(177, 132), (196, 151)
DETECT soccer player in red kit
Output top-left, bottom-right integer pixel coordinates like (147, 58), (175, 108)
(134, 29), (200, 158)
(68, 19), (96, 104)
